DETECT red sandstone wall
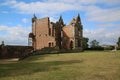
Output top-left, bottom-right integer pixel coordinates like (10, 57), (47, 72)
(33, 17), (56, 50)
(62, 25), (75, 49)
(0, 45), (33, 59)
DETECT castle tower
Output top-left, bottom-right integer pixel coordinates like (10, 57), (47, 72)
(30, 14), (56, 50)
(31, 14), (37, 50)
(62, 14), (83, 50)
(29, 14), (83, 51)
(74, 14), (83, 49)
(59, 15), (64, 26)
(76, 14), (81, 23)
(55, 16), (65, 49)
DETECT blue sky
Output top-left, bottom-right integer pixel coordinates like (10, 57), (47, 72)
(0, 0), (120, 45)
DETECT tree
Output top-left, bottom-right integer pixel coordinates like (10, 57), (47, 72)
(90, 40), (99, 48)
(82, 37), (89, 49)
(117, 37), (120, 48)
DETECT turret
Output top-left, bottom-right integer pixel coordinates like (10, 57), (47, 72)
(2, 41), (4, 45)
(1, 41), (5, 48)
(59, 15), (64, 26)
(75, 14), (83, 30)
(32, 14), (37, 23)
(76, 14), (81, 23)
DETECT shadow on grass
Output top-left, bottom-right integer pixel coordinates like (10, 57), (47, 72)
(0, 59), (83, 78)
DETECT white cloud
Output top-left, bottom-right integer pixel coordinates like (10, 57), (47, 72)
(86, 6), (120, 22)
(99, 0), (120, 6)
(1, 0), (120, 45)
(0, 25), (30, 45)
(2, 0), (120, 23)
(44, 0), (120, 5)
(83, 26), (120, 45)
(0, 25), (9, 31)
(50, 17), (58, 22)
(22, 18), (28, 23)
(1, 0), (82, 15)
(97, 23), (120, 27)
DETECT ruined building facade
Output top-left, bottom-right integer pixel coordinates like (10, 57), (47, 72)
(29, 14), (83, 51)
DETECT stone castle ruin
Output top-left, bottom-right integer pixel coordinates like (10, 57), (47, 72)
(29, 14), (83, 51)
(0, 14), (83, 59)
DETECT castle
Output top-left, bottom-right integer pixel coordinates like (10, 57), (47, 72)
(29, 14), (83, 51)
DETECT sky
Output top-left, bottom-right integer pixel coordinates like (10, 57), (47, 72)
(0, 0), (120, 46)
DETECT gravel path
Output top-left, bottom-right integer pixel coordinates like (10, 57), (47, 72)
(0, 58), (19, 63)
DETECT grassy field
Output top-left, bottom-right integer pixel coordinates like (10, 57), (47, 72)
(0, 50), (120, 80)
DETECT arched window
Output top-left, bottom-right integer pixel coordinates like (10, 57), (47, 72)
(49, 43), (51, 47)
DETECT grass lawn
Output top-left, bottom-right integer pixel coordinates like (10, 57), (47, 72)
(0, 50), (120, 80)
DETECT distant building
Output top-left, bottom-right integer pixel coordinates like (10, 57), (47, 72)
(29, 14), (83, 51)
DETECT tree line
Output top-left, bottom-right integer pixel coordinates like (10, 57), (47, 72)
(82, 37), (120, 50)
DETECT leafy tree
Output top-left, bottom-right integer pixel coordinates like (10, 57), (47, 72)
(82, 37), (89, 49)
(90, 40), (99, 48)
(117, 37), (120, 48)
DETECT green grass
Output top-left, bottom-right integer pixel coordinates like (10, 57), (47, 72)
(0, 50), (120, 80)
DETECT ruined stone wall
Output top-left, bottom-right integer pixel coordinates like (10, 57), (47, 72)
(0, 45), (33, 59)
(33, 17), (56, 50)
(31, 15), (83, 51)
(62, 25), (75, 50)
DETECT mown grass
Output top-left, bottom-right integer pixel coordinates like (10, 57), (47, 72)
(0, 50), (120, 80)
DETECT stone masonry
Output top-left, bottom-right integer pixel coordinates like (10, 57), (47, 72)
(29, 14), (83, 51)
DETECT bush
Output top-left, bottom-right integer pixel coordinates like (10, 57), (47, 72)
(104, 46), (113, 50)
(88, 46), (104, 50)
(117, 47), (120, 50)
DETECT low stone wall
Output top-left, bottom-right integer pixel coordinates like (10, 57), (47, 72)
(0, 45), (33, 59)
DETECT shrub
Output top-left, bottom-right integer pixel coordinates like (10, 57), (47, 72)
(87, 46), (104, 50)
(117, 47), (120, 50)
(104, 46), (113, 50)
